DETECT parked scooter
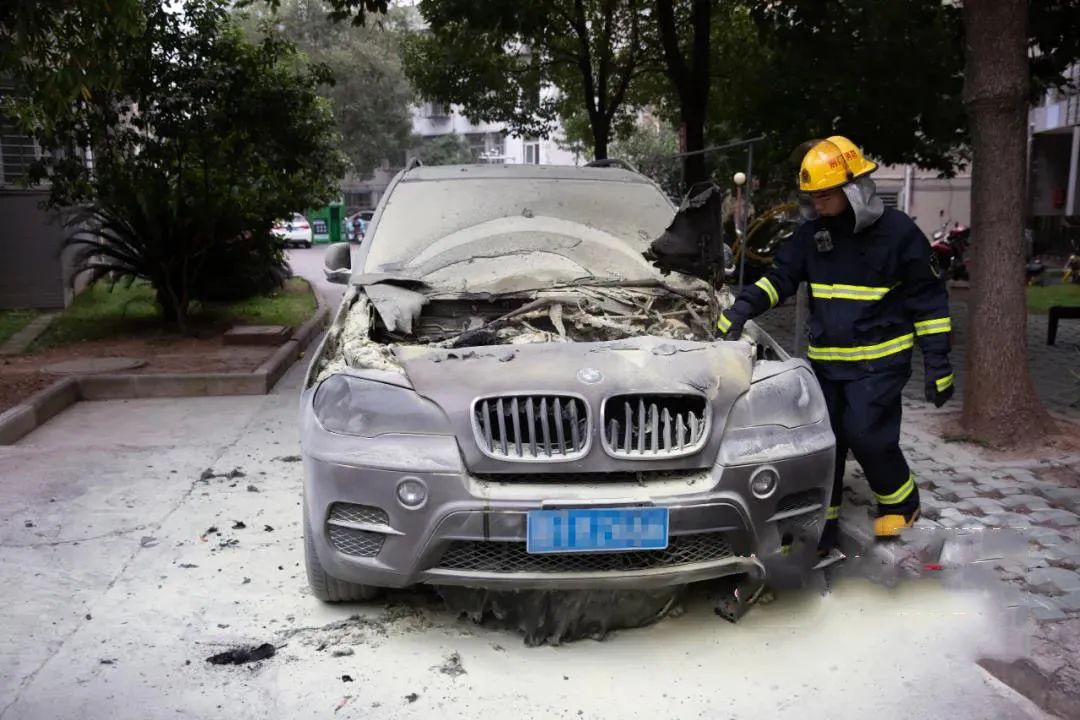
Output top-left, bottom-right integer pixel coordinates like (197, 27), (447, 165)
(1064, 252), (1080, 284)
(930, 221), (970, 281)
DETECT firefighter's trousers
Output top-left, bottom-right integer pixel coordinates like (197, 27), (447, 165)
(816, 368), (920, 519)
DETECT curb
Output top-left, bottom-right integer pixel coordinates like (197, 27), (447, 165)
(0, 303), (329, 445)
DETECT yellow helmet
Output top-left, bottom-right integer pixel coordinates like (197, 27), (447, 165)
(798, 136), (878, 192)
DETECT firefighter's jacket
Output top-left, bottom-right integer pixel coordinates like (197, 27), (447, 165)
(720, 207), (952, 383)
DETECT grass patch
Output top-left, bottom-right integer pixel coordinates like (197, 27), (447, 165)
(1027, 283), (1080, 314)
(32, 277), (317, 351)
(0, 310), (38, 347)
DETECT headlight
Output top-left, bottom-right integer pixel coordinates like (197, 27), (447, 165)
(313, 374), (452, 437)
(726, 367), (826, 430)
(717, 367), (832, 465)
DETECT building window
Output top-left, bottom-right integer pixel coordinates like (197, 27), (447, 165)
(423, 101), (451, 118)
(0, 97), (39, 187)
(878, 191), (899, 209)
(524, 138), (541, 165)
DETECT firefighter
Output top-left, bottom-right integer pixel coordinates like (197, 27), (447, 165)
(718, 136), (954, 550)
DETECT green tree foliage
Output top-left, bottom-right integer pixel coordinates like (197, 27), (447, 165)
(239, 0), (414, 177)
(723, 0), (1080, 189)
(610, 119), (681, 197)
(0, 0), (144, 119)
(412, 134), (475, 166)
(743, 0), (966, 183)
(41, 0), (346, 330)
(402, 0), (655, 160)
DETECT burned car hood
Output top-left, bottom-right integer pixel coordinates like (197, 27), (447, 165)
(370, 215), (662, 295)
(396, 336), (753, 474)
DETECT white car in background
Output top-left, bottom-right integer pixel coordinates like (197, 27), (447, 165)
(272, 213), (313, 248)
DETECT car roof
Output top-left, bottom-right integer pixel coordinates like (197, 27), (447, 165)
(400, 163), (652, 185)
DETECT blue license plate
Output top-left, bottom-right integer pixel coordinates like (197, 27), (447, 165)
(526, 507), (669, 554)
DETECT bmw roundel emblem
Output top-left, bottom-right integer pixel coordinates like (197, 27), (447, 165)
(577, 368), (603, 385)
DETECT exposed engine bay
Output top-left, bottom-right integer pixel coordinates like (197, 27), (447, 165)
(313, 279), (786, 385)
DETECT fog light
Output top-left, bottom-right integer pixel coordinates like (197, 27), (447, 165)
(750, 467), (779, 499)
(396, 478), (427, 508)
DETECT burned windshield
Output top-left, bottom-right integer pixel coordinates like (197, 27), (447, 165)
(361, 173), (675, 293)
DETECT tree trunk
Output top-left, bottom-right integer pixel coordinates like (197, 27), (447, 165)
(592, 119), (610, 160)
(156, 282), (189, 334)
(960, 0), (1054, 445)
(655, 0), (712, 192)
(682, 106), (707, 189)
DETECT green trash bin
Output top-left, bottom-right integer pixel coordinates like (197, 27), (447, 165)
(307, 201), (344, 245)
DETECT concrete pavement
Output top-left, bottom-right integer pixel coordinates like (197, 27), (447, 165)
(0, 360), (1050, 720)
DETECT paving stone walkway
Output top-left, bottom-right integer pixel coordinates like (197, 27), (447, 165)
(835, 401), (1080, 619)
(0, 313), (55, 357)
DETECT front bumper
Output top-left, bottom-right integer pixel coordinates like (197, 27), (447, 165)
(302, 423), (835, 591)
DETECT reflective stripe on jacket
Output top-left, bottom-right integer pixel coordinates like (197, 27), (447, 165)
(720, 207), (950, 378)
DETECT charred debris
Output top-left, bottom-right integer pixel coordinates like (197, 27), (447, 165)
(315, 277), (742, 383)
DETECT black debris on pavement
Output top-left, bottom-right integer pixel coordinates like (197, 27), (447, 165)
(179, 563), (198, 569)
(140, 536), (158, 548)
(278, 566), (284, 571)
(206, 643), (276, 666)
(199, 469), (216, 481)
(436, 652), (466, 678)
(232, 521), (246, 530)
(246, 485), (260, 493)
(218, 624), (230, 629)
(341, 675), (353, 683)
(24, 520), (34, 528)
(218, 538), (240, 549)
(200, 526), (219, 542)
(242, 577), (251, 584)
(276, 455), (302, 463)
(405, 693), (419, 704)
(100, 659), (115, 665)
(228, 468), (246, 479)
(85, 613), (92, 621)
(264, 525), (274, 532)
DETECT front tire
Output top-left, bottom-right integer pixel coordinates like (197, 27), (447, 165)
(304, 498), (380, 602)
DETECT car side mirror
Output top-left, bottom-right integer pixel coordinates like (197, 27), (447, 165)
(324, 242), (352, 285)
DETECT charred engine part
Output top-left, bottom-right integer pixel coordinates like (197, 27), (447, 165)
(436, 586), (685, 646)
(314, 279), (740, 382)
(711, 570), (767, 624)
(644, 185), (732, 284)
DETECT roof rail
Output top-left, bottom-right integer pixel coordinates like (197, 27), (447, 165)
(584, 158), (640, 173)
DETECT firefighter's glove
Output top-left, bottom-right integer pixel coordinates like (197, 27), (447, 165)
(924, 361), (955, 408)
(717, 310), (746, 341)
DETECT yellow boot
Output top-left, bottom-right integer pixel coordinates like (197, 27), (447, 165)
(874, 508), (920, 539)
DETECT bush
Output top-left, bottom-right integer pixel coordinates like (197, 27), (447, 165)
(46, 0), (345, 331)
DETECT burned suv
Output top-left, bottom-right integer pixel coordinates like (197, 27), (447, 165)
(300, 163), (834, 601)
